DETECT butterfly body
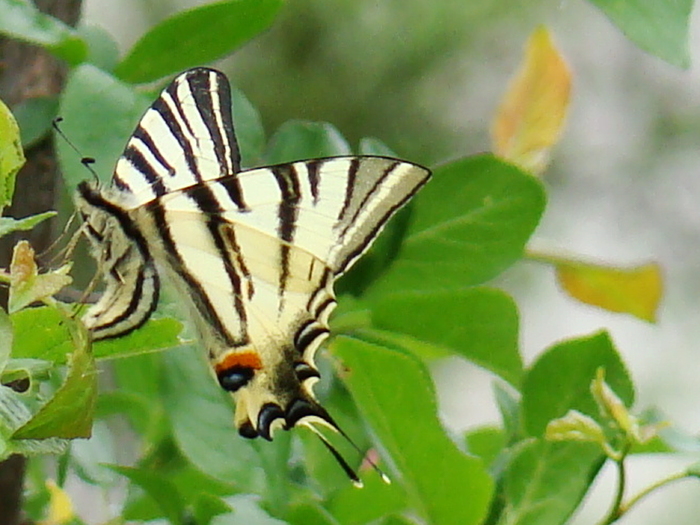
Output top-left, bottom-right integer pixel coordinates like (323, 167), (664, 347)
(76, 68), (430, 441)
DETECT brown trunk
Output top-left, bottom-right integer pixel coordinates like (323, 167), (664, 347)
(0, 1), (83, 523)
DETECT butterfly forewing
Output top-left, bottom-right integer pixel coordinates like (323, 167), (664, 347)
(111, 68), (241, 209)
(76, 67), (430, 443)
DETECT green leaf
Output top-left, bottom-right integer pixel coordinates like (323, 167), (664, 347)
(331, 336), (493, 525)
(494, 383), (521, 442)
(378, 516), (418, 525)
(77, 24), (120, 72)
(0, 0), (87, 65)
(12, 96), (58, 148)
(108, 465), (186, 525)
(231, 85), (265, 167)
(265, 120), (352, 164)
(12, 318), (96, 439)
(371, 287), (522, 386)
(213, 495), (287, 524)
(11, 306), (181, 363)
(114, 0), (284, 84)
(95, 391), (153, 435)
(358, 137), (397, 157)
(57, 64), (151, 191)
(120, 443), (237, 521)
(500, 439), (604, 525)
(0, 97), (24, 210)
(286, 502), (340, 525)
(521, 331), (634, 437)
(91, 317), (183, 360)
(0, 212), (56, 239)
(193, 493), (233, 525)
(465, 426), (507, 467)
(587, 0), (692, 68)
(0, 308), (11, 375)
(11, 306), (74, 362)
(0, 386), (68, 460)
(160, 345), (259, 487)
(112, 352), (163, 405)
(326, 472), (406, 525)
(369, 155), (546, 295)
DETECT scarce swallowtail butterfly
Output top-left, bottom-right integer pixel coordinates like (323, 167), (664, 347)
(75, 67), (430, 481)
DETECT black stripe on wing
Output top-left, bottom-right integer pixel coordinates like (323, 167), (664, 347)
(122, 145), (167, 198)
(113, 69), (244, 205)
(147, 199), (245, 348)
(133, 125), (176, 178)
(271, 164), (301, 300)
(90, 262), (160, 340)
(186, 69), (241, 175)
(333, 159), (430, 275)
(337, 157), (359, 221)
(185, 183), (250, 336)
(152, 89), (201, 181)
(306, 159), (321, 205)
(339, 160), (400, 239)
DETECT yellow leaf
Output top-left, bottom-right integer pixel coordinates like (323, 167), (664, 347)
(491, 26), (571, 174)
(8, 240), (72, 313)
(10, 239), (36, 282)
(591, 368), (638, 437)
(546, 409), (606, 445)
(556, 261), (662, 323)
(41, 479), (74, 525)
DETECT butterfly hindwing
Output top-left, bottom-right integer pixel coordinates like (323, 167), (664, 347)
(78, 197), (160, 340)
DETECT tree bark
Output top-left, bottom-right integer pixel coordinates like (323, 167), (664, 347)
(0, 1), (83, 523)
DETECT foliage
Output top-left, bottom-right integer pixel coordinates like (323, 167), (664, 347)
(0, 1), (695, 525)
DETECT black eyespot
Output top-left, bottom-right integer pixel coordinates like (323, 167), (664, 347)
(294, 362), (320, 382)
(217, 366), (254, 392)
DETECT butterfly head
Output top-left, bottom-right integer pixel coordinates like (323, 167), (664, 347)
(214, 348), (336, 440)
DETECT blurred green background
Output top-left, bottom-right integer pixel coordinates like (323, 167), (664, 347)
(76, 1), (700, 524)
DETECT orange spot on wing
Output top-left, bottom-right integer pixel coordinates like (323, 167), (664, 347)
(215, 351), (263, 374)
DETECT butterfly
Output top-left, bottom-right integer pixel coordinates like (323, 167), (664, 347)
(75, 67), (430, 482)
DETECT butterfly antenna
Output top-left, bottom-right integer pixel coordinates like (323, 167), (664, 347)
(52, 117), (99, 184)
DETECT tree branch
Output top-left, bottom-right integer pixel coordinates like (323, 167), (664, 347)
(0, 1), (83, 523)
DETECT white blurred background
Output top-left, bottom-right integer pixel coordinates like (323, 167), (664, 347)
(80, 1), (700, 523)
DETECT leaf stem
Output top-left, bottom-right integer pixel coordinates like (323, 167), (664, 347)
(597, 462), (691, 525)
(523, 248), (567, 266)
(597, 443), (631, 525)
(618, 471), (690, 516)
